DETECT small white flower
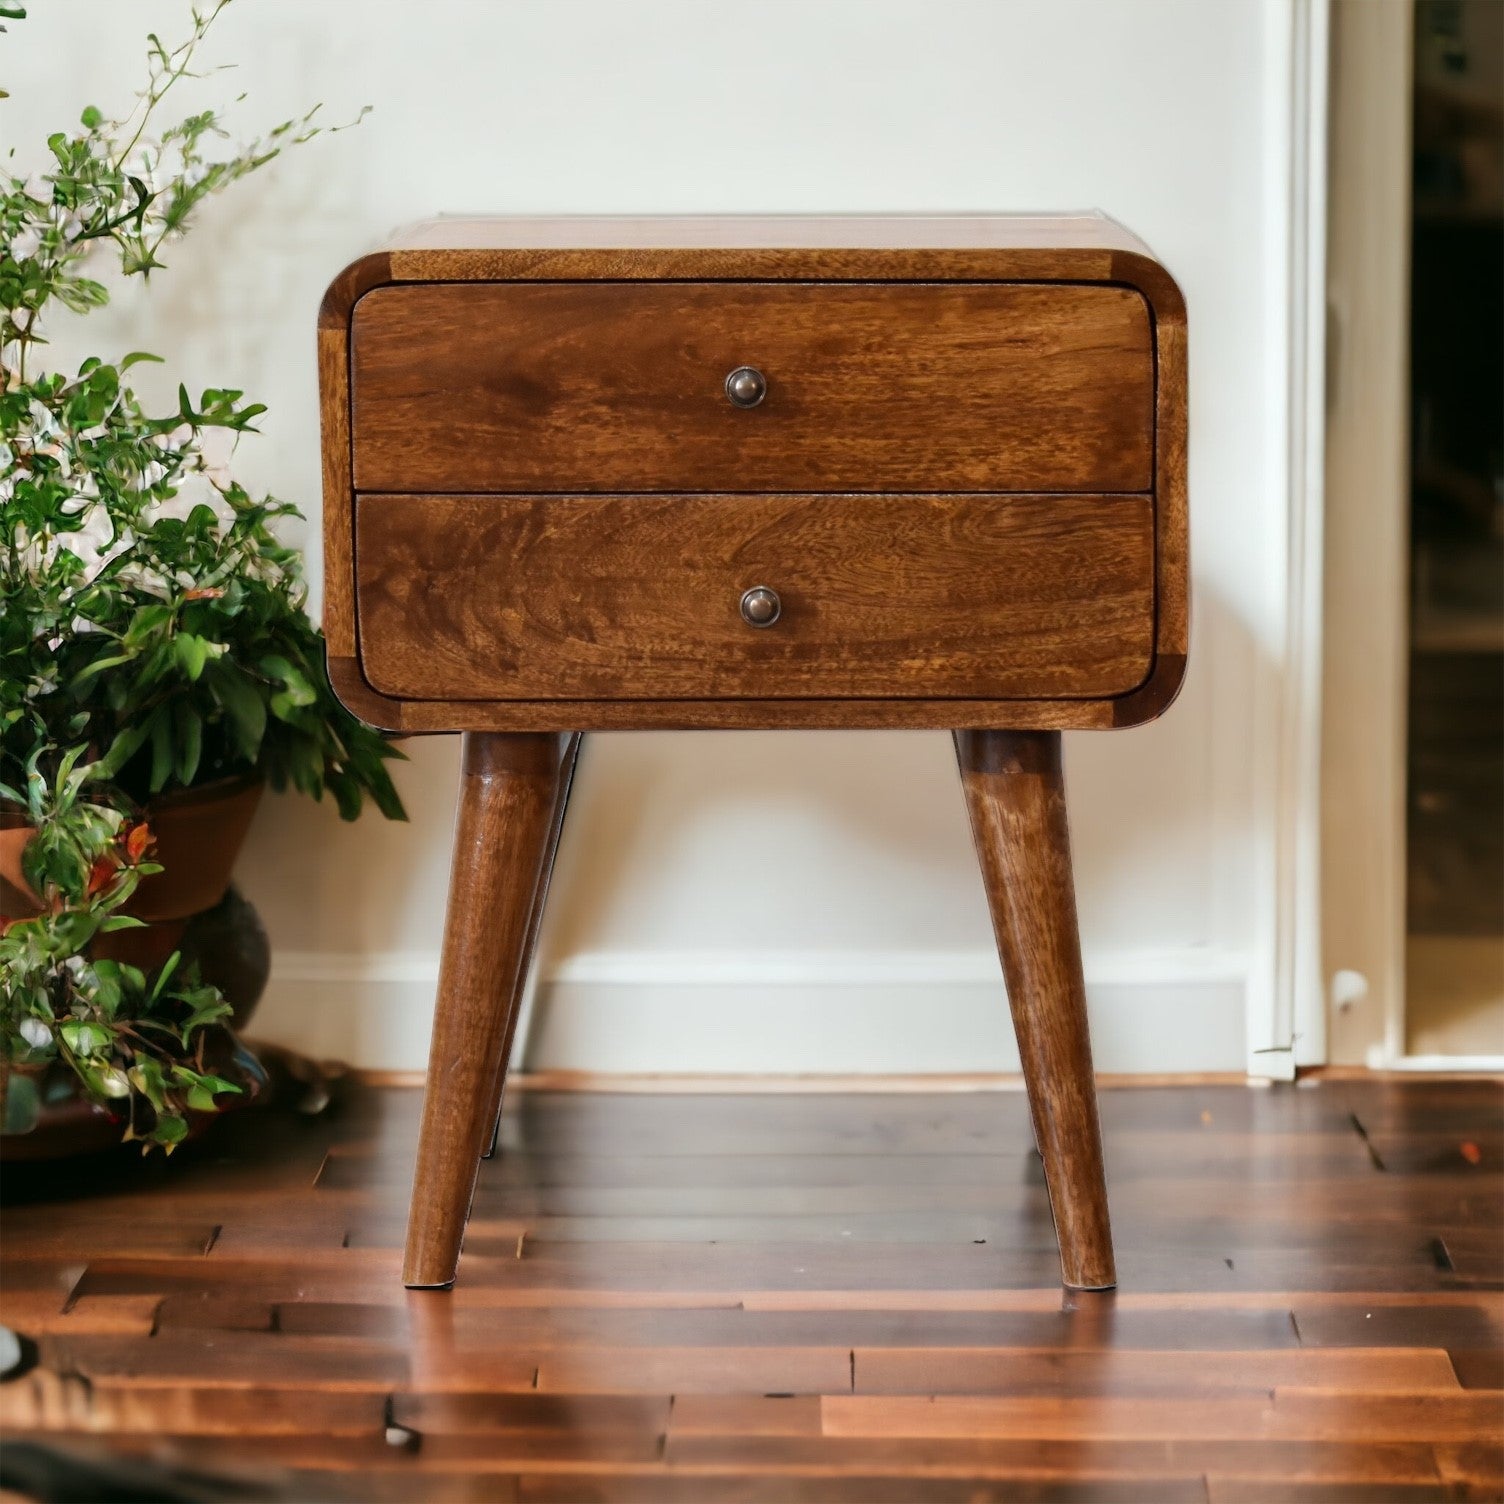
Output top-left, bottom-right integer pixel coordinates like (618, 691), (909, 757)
(21, 172), (51, 202)
(18, 1018), (53, 1050)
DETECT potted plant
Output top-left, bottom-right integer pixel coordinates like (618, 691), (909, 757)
(1, 0), (404, 1152)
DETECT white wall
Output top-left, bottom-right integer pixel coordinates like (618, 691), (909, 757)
(8, 0), (1299, 1074)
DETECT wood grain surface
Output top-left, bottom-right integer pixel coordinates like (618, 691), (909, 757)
(480, 734), (582, 1162)
(350, 282), (1153, 496)
(956, 730), (1114, 1290)
(1, 1078), (1499, 1501)
(319, 216), (1189, 735)
(354, 493), (1155, 704)
(403, 733), (576, 1288)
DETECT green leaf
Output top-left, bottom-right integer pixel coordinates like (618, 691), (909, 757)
(175, 634), (211, 681)
(258, 654), (314, 705)
(69, 654), (134, 689)
(93, 722), (150, 780)
(154, 1114), (188, 1147)
(128, 1058), (167, 1111)
(212, 665), (266, 756)
(97, 915), (147, 933)
(175, 701), (202, 785)
(148, 950), (181, 1005)
(80, 104), (102, 129)
(60, 1021), (111, 1056)
(91, 960), (123, 1018)
(148, 711), (174, 793)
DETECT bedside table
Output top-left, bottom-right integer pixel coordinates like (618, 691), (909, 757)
(319, 215), (1188, 1292)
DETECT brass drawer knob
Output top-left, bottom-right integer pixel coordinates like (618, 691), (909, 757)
(725, 365), (767, 409)
(739, 586), (781, 628)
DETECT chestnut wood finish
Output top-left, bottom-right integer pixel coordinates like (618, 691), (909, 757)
(481, 734), (582, 1162)
(1, 1079), (1500, 1501)
(956, 730), (1114, 1290)
(350, 282), (1154, 496)
(355, 493), (1156, 704)
(319, 215), (1191, 1296)
(404, 733), (576, 1289)
(319, 215), (1188, 734)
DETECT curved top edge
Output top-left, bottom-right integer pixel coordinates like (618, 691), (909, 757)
(1108, 249), (1186, 325)
(318, 251), (394, 329)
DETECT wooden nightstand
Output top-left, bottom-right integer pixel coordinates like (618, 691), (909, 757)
(319, 215), (1188, 1292)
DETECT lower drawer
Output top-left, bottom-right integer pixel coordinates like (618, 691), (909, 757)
(354, 493), (1155, 703)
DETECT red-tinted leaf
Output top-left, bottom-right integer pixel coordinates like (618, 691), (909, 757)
(124, 821), (153, 864)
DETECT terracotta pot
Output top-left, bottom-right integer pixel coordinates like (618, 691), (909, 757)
(1, 778), (273, 1162)
(0, 774), (263, 924)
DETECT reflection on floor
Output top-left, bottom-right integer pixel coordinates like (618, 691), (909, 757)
(1, 1077), (1501, 1501)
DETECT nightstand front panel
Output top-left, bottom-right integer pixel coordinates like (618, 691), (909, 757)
(349, 282), (1154, 496)
(353, 492), (1155, 703)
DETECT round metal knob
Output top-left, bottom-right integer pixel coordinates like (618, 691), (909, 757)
(725, 366), (767, 409)
(739, 585), (781, 628)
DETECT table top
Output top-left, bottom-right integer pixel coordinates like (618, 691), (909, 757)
(381, 212), (1155, 255)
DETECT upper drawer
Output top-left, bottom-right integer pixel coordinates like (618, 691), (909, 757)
(349, 282), (1154, 495)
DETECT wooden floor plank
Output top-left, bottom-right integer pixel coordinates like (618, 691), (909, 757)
(1267, 1388), (1504, 1443)
(1, 1077), (1499, 1498)
(851, 1346), (1462, 1396)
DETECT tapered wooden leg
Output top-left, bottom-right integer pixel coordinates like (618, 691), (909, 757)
(954, 729), (1115, 1291)
(480, 734), (582, 1160)
(403, 732), (577, 1290)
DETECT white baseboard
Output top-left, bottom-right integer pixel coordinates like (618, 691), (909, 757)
(257, 948), (1250, 1076)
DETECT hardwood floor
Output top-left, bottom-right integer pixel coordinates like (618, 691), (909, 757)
(1, 1078), (1500, 1502)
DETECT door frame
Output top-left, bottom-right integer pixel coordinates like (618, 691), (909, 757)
(1320, 0), (1504, 1070)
